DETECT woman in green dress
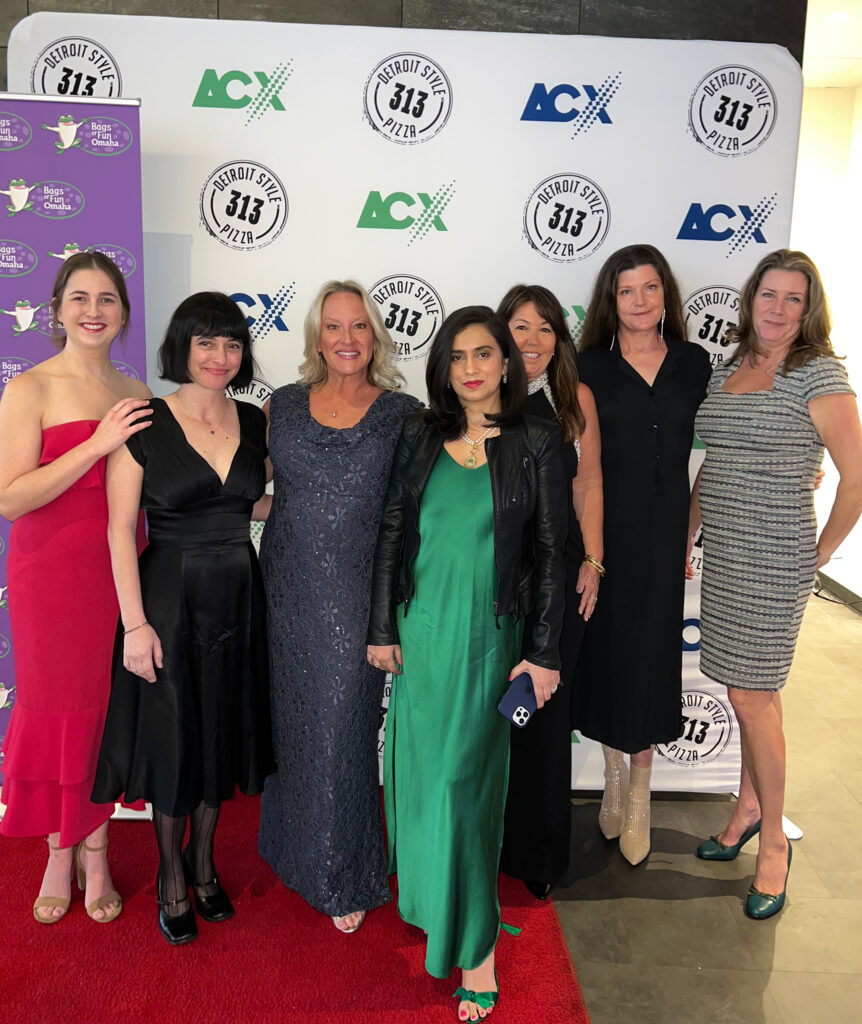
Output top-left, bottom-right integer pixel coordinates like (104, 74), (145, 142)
(367, 306), (568, 1021)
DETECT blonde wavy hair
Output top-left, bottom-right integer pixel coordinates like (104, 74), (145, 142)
(727, 249), (837, 374)
(298, 280), (405, 391)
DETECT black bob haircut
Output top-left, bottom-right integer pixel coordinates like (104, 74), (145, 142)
(158, 291), (256, 389)
(424, 305), (527, 439)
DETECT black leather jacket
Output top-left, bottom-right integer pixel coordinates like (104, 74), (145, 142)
(367, 412), (568, 670)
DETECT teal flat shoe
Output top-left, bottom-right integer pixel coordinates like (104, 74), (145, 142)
(453, 969), (498, 1021)
(696, 819), (761, 861)
(745, 840), (792, 920)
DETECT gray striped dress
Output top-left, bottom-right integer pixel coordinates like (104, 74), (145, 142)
(696, 355), (854, 690)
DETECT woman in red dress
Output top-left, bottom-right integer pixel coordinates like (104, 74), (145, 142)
(0, 252), (151, 923)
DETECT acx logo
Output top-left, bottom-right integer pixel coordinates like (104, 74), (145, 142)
(358, 192), (445, 229)
(521, 83), (613, 124)
(357, 183), (455, 246)
(193, 65), (293, 124)
(231, 285), (295, 338)
(677, 195), (777, 254)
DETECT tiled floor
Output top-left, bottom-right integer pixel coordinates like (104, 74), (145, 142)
(555, 591), (862, 1024)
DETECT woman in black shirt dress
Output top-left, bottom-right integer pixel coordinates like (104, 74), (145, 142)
(575, 245), (710, 864)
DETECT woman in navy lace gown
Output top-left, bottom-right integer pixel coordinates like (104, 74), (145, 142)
(257, 281), (419, 933)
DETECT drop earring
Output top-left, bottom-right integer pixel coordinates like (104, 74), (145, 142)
(610, 332), (616, 351)
(659, 308), (666, 340)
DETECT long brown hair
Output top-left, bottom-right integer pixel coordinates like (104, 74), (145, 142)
(727, 249), (836, 373)
(496, 284), (584, 442)
(579, 244), (687, 351)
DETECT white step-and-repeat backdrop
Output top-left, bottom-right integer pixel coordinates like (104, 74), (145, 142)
(6, 13), (803, 792)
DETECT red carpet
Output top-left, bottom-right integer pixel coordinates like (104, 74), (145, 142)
(0, 793), (589, 1024)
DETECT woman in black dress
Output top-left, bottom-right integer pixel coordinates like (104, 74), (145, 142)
(575, 245), (710, 864)
(495, 285), (603, 898)
(93, 293), (274, 944)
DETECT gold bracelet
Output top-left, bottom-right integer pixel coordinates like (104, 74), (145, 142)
(582, 554), (606, 577)
(124, 621), (148, 635)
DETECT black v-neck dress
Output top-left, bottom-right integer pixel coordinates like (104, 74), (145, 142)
(93, 398), (275, 816)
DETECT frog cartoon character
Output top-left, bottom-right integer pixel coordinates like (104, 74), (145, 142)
(42, 113), (84, 152)
(2, 299), (45, 335)
(47, 242), (88, 261)
(0, 178), (40, 216)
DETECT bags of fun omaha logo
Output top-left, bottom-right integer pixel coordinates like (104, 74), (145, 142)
(520, 73), (621, 137)
(688, 65), (777, 157)
(357, 184), (455, 246)
(676, 195), (777, 256)
(369, 274), (444, 362)
(523, 173), (610, 262)
(200, 161), (288, 251)
(193, 65), (293, 126)
(363, 53), (452, 144)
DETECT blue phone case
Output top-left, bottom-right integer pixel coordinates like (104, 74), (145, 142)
(497, 672), (537, 728)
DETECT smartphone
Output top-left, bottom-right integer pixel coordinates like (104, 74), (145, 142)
(497, 671), (537, 728)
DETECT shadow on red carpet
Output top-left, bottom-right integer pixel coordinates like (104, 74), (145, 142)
(0, 792), (589, 1023)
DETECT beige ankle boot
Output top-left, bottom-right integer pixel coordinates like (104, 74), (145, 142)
(619, 763), (652, 865)
(598, 745), (629, 840)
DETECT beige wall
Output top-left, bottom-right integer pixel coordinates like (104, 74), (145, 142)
(792, 86), (862, 595)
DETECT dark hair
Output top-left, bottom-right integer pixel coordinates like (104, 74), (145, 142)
(158, 292), (255, 388)
(497, 283), (585, 442)
(51, 250), (130, 348)
(728, 249), (836, 374)
(579, 243), (687, 351)
(424, 305), (526, 439)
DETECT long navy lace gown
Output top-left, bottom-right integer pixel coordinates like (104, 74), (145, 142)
(258, 383), (420, 916)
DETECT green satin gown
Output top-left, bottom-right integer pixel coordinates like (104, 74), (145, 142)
(384, 451), (523, 978)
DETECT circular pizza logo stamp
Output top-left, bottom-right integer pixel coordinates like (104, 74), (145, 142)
(227, 377), (274, 408)
(0, 241), (38, 278)
(523, 173), (610, 263)
(364, 53), (453, 145)
(0, 111), (33, 152)
(31, 37), (122, 98)
(656, 687), (733, 767)
(689, 65), (777, 157)
(200, 161), (288, 251)
(684, 285), (740, 368)
(369, 274), (444, 362)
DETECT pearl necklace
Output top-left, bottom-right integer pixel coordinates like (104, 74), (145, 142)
(460, 425), (496, 468)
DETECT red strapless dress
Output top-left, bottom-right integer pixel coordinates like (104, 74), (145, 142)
(0, 421), (145, 846)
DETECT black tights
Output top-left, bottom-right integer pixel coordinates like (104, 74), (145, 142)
(153, 802), (221, 916)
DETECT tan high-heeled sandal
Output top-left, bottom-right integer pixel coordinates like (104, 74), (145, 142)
(75, 840), (122, 923)
(33, 839), (76, 925)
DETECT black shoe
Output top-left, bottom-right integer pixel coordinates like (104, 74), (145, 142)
(182, 847), (235, 923)
(157, 877), (198, 945)
(523, 879), (552, 901)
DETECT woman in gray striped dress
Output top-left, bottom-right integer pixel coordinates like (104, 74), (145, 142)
(690, 250), (862, 920)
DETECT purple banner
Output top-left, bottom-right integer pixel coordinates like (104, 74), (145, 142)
(0, 95), (145, 783)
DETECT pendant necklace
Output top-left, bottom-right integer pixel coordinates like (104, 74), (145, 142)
(178, 397), (230, 437)
(460, 425), (496, 468)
